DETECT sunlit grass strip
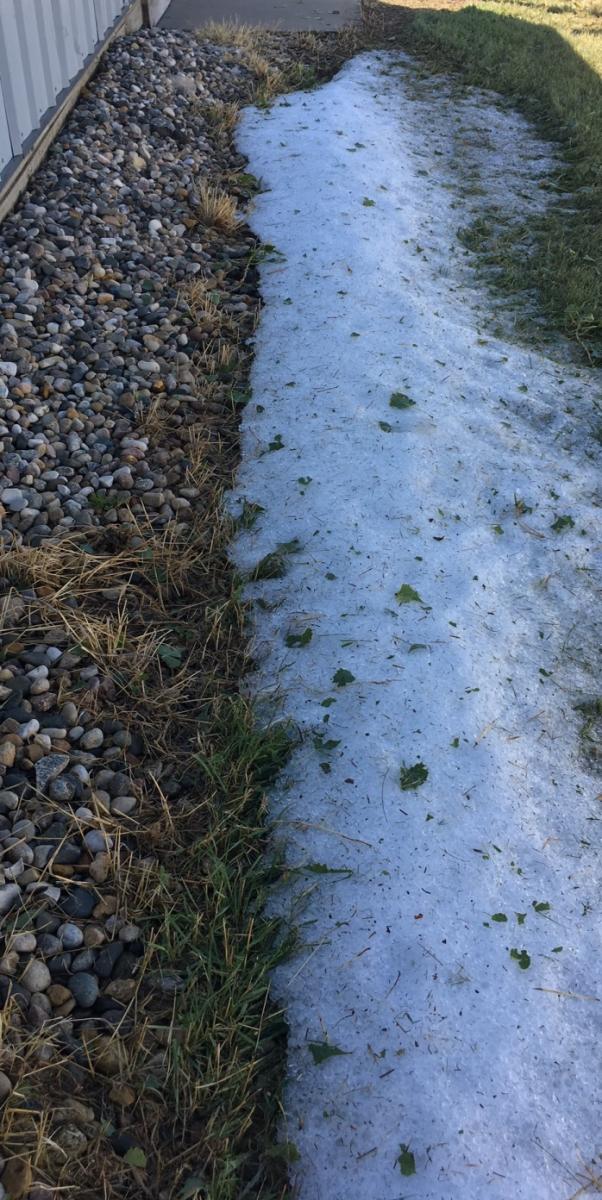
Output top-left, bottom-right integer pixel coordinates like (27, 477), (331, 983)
(398, 0), (602, 349)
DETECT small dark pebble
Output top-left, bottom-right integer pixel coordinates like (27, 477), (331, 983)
(68, 972), (99, 1008)
(95, 942), (123, 979)
(60, 886), (97, 919)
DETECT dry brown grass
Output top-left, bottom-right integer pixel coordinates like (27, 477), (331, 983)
(180, 276), (237, 337)
(200, 98), (240, 137)
(196, 19), (266, 52)
(197, 183), (242, 234)
(0, 414), (289, 1198)
(134, 392), (172, 444)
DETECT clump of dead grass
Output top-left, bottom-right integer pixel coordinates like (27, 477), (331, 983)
(197, 19), (265, 52)
(197, 183), (241, 233)
(200, 98), (240, 137)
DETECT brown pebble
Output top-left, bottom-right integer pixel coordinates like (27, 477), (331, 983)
(2, 1157), (32, 1199)
(1, 733), (22, 747)
(25, 743), (45, 763)
(18, 868), (39, 886)
(83, 924), (105, 948)
(108, 1083), (136, 1107)
(54, 999), (75, 1019)
(47, 984), (71, 1007)
(105, 979), (136, 1003)
(93, 895), (117, 918)
(31, 693), (57, 713)
(50, 1122), (88, 1161)
(54, 1098), (94, 1124)
(50, 864), (74, 878)
(89, 852), (110, 884)
(81, 1032), (124, 1076)
(0, 742), (16, 767)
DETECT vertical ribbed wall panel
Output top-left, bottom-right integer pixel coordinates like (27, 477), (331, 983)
(0, 0), (129, 175)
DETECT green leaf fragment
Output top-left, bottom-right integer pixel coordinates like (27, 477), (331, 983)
(397, 1145), (416, 1176)
(304, 862), (352, 877)
(510, 948), (531, 969)
(532, 901), (551, 913)
(389, 392), (416, 409)
(313, 735), (341, 751)
(286, 627), (313, 648)
(158, 644), (184, 669)
(239, 499), (265, 529)
(362, 197), (375, 206)
(124, 1147), (147, 1169)
(395, 584), (425, 605)
(332, 668), (355, 687)
(491, 913), (507, 922)
(551, 514), (574, 532)
(308, 1041), (350, 1065)
(379, 420), (393, 432)
(399, 761), (429, 791)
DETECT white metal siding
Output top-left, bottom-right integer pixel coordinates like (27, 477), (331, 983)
(0, 0), (131, 179)
(95, 0), (127, 40)
(0, 90), (12, 176)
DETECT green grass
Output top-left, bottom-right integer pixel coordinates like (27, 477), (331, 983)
(397, 0), (602, 353)
(152, 700), (296, 1200)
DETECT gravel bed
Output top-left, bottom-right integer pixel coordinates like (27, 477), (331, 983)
(0, 24), (341, 1197)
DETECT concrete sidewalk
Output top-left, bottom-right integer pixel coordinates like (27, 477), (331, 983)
(159, 0), (360, 30)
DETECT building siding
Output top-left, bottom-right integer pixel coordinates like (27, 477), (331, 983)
(0, 0), (131, 178)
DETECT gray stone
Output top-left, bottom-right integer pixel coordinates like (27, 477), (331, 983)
(0, 791), (19, 812)
(0, 883), (21, 916)
(80, 728), (103, 750)
(57, 922), (84, 950)
(71, 948), (96, 973)
(21, 958), (51, 992)
(68, 971), (99, 1008)
(35, 753), (70, 793)
(10, 931), (36, 954)
(36, 933), (62, 956)
(83, 829), (112, 854)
